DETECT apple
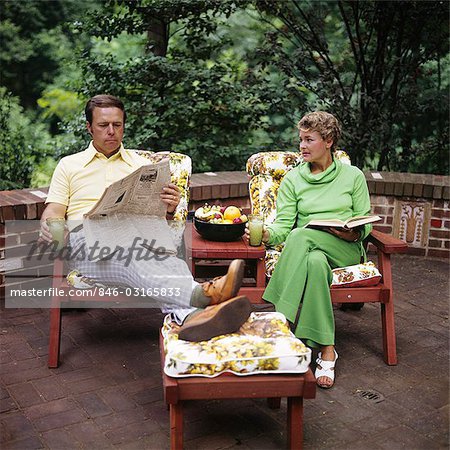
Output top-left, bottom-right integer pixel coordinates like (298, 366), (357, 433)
(214, 213), (222, 219)
(233, 217), (242, 223)
(220, 206), (226, 214)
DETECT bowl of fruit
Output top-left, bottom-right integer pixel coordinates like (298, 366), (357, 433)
(194, 204), (248, 241)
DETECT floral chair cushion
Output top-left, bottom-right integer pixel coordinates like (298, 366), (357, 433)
(134, 151), (191, 222)
(246, 150), (352, 278)
(331, 261), (381, 288)
(246, 151), (303, 179)
(162, 311), (311, 378)
(249, 174), (281, 224)
(264, 248), (284, 279)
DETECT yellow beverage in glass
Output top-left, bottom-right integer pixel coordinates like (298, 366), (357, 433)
(248, 214), (264, 246)
(46, 218), (65, 250)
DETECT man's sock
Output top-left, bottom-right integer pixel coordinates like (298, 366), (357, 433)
(189, 284), (210, 308)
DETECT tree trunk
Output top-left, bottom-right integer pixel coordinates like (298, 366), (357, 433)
(146, 18), (169, 57)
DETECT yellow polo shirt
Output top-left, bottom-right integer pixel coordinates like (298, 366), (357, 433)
(46, 141), (150, 221)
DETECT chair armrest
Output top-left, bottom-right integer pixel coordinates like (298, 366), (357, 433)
(367, 230), (408, 254)
(52, 256), (65, 279)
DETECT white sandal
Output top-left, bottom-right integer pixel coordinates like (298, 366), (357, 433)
(315, 349), (338, 389)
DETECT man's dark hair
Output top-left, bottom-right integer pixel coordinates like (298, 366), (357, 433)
(85, 94), (126, 125)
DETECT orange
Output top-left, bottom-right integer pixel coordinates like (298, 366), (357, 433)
(223, 206), (241, 221)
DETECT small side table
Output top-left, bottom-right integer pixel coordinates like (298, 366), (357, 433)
(184, 223), (266, 303)
(160, 333), (316, 450)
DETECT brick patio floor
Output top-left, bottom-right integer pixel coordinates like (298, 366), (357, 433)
(1, 254), (448, 449)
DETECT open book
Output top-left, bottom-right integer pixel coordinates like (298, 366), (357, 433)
(83, 160), (177, 256)
(304, 215), (381, 230)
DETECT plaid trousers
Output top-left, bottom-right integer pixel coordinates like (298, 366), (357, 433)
(68, 228), (197, 324)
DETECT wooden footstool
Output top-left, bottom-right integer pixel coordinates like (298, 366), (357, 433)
(159, 333), (316, 450)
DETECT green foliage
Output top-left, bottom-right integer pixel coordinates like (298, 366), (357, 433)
(37, 89), (84, 121)
(0, 0), (448, 192)
(70, 54), (272, 171)
(254, 0), (449, 174)
(0, 1), (97, 190)
(0, 90), (52, 190)
(30, 157), (58, 188)
(0, 0), (99, 107)
(61, 0), (281, 171)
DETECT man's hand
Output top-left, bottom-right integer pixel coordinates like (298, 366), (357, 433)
(38, 202), (68, 244)
(160, 183), (181, 213)
(327, 227), (361, 242)
(38, 220), (53, 244)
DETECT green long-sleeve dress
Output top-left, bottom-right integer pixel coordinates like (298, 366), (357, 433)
(263, 158), (372, 348)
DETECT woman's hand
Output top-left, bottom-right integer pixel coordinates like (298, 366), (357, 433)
(327, 227), (361, 242)
(244, 222), (270, 244)
(160, 183), (181, 213)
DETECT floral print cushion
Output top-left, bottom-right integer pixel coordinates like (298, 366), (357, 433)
(246, 151), (303, 179)
(246, 150), (350, 178)
(264, 248), (284, 278)
(162, 312), (311, 378)
(332, 149), (351, 166)
(248, 173), (283, 277)
(249, 174), (281, 224)
(134, 150), (191, 222)
(246, 150), (352, 278)
(331, 261), (381, 288)
(66, 270), (105, 289)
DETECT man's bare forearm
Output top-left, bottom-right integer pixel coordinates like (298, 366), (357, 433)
(41, 203), (67, 222)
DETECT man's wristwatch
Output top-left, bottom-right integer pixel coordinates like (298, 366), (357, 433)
(166, 210), (175, 217)
(353, 230), (361, 242)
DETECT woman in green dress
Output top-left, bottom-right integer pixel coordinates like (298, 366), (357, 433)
(254, 112), (372, 388)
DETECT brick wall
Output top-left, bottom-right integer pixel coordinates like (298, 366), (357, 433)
(429, 200), (450, 258)
(369, 195), (449, 258)
(1, 170), (449, 297)
(363, 171), (449, 256)
(369, 195), (395, 235)
(189, 171), (251, 211)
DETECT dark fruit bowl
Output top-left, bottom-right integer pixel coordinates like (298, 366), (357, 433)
(194, 217), (246, 242)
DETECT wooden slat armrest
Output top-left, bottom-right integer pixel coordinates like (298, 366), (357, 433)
(367, 230), (408, 254)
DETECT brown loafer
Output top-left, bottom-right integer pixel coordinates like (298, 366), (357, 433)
(201, 259), (245, 306)
(178, 296), (252, 342)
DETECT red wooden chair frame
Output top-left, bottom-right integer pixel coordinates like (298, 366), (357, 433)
(329, 230), (407, 365)
(48, 258), (142, 368)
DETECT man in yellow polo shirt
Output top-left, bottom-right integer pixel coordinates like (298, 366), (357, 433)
(39, 94), (251, 341)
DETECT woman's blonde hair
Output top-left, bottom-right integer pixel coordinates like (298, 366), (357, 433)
(298, 111), (341, 151)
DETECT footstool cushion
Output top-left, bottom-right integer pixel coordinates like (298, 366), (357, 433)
(162, 311), (311, 378)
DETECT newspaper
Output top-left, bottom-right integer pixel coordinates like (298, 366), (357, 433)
(82, 160), (177, 256)
(85, 160), (170, 218)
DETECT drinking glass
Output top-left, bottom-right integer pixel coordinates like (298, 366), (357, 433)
(248, 214), (264, 246)
(46, 218), (65, 250)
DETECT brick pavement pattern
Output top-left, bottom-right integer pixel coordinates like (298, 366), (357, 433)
(1, 255), (448, 449)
